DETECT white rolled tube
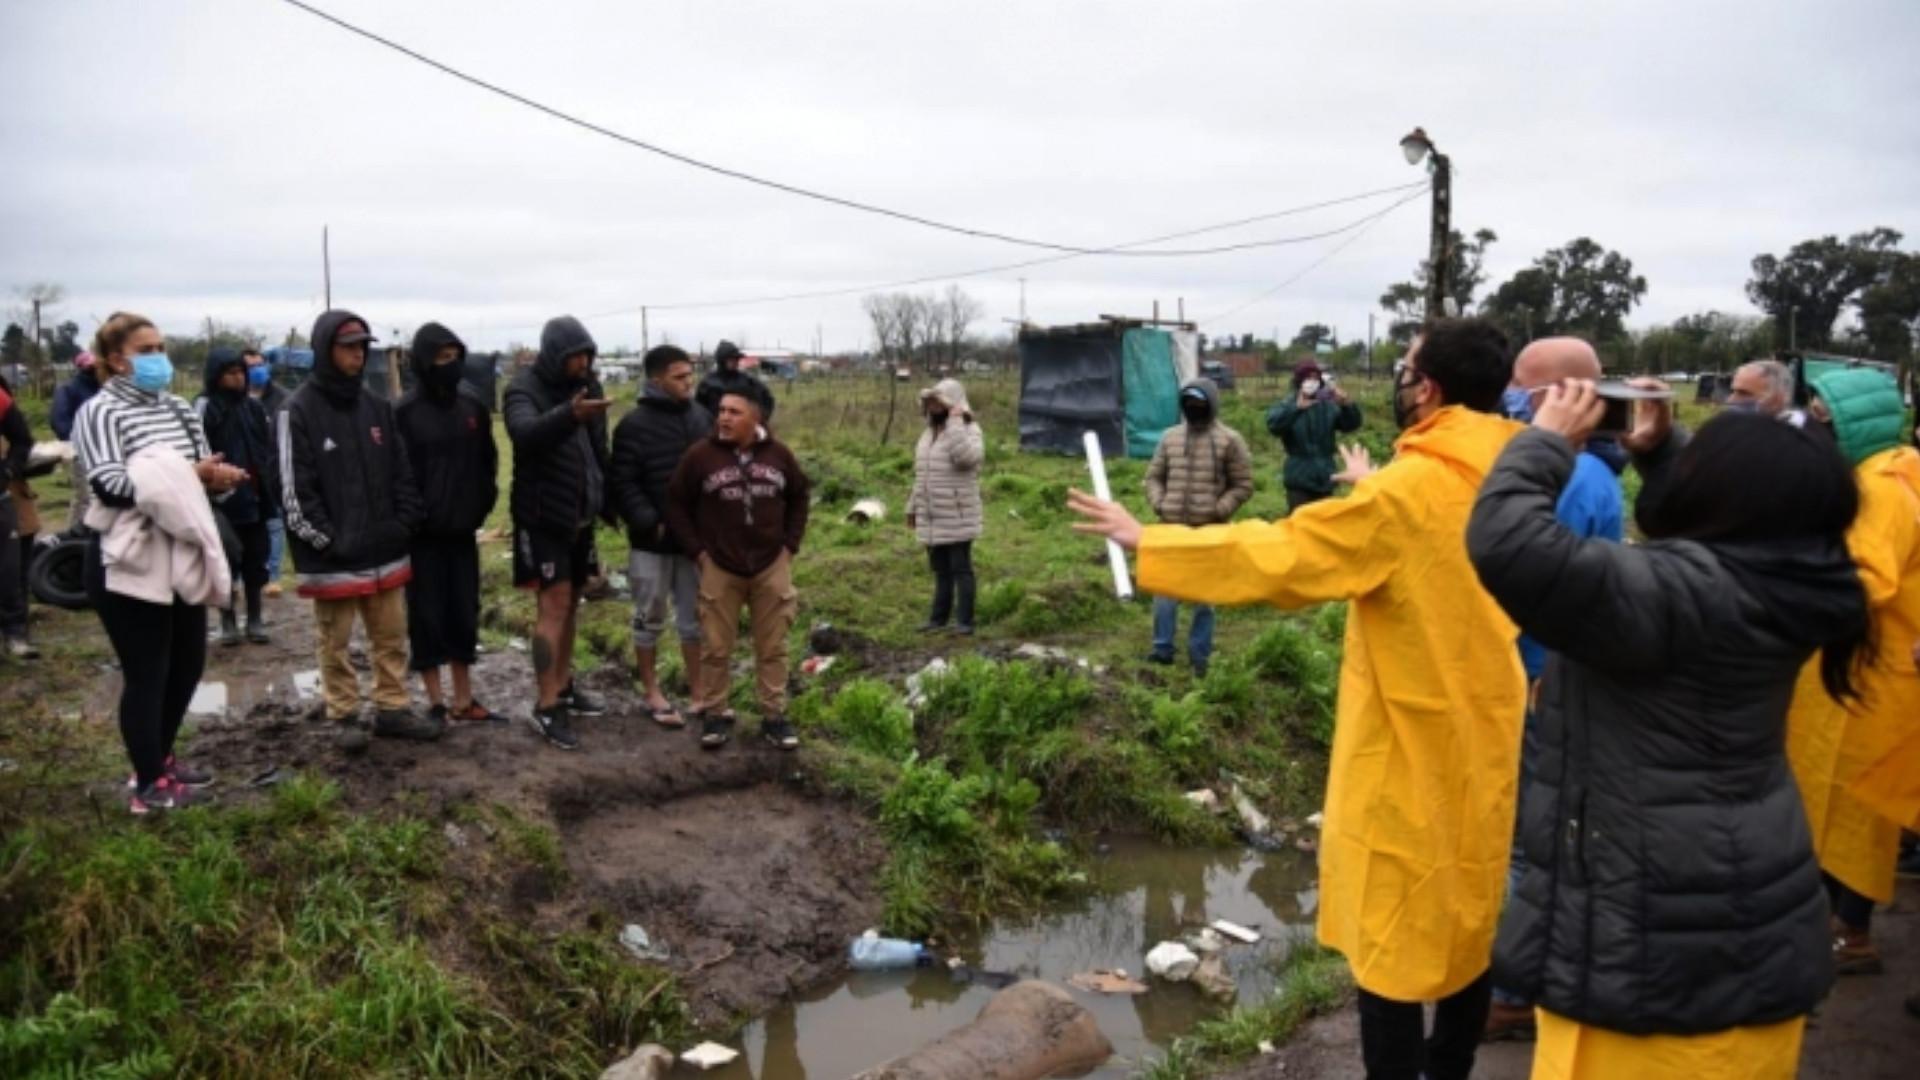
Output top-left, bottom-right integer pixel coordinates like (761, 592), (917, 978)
(1083, 430), (1135, 600)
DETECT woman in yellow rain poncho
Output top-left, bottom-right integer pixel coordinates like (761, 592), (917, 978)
(1466, 385), (1872, 1080)
(1785, 368), (1920, 974)
(1073, 319), (1528, 1080)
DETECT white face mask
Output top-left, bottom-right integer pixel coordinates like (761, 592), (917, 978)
(1301, 379), (1323, 397)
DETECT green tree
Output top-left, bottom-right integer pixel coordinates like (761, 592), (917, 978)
(1, 323), (24, 367)
(1745, 228), (1903, 348)
(1484, 237), (1647, 342)
(1378, 227), (1499, 343)
(1290, 323), (1335, 351)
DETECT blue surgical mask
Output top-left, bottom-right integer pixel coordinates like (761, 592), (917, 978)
(131, 353), (174, 393)
(1501, 387), (1536, 422)
(1722, 398), (1760, 413)
(247, 364), (271, 389)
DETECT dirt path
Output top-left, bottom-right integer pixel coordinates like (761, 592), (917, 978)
(169, 592), (885, 1027)
(1220, 879), (1920, 1079)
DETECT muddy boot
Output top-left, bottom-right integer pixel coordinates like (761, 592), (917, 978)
(373, 708), (444, 742)
(218, 609), (242, 648)
(1834, 927), (1884, 975)
(333, 716), (372, 755)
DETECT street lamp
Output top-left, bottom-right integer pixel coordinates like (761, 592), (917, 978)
(1400, 127), (1453, 322)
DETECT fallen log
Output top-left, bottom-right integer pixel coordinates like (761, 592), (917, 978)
(851, 980), (1112, 1079)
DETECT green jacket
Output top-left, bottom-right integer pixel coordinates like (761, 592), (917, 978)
(1266, 397), (1362, 495)
(1810, 368), (1905, 466)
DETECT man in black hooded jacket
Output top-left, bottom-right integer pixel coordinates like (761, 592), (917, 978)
(504, 314), (611, 750)
(396, 322), (498, 727)
(694, 340), (774, 420)
(196, 347), (279, 647)
(281, 309), (437, 743)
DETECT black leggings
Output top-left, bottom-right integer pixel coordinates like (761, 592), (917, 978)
(927, 541), (976, 627)
(1826, 871), (1875, 932)
(88, 542), (206, 787)
(1356, 969), (1492, 1080)
(229, 517), (271, 621)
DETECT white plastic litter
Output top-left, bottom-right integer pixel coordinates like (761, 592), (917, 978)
(846, 498), (887, 523)
(1145, 941), (1201, 981)
(1185, 928), (1225, 954)
(679, 1042), (740, 1069)
(1305, 811), (1324, 829)
(905, 657), (949, 709)
(618, 924), (670, 963)
(1228, 782), (1272, 837)
(1211, 919), (1261, 944)
(1184, 789), (1221, 812)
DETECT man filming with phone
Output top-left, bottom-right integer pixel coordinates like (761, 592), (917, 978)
(506, 315), (614, 750)
(1267, 360), (1362, 513)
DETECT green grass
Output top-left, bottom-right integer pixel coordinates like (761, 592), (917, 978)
(1141, 938), (1353, 1080)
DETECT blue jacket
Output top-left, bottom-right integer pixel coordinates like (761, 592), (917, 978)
(50, 368), (102, 440)
(1517, 449), (1623, 680)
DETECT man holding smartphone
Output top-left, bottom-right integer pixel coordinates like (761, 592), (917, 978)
(505, 315), (613, 750)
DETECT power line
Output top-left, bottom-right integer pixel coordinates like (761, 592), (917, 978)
(1201, 186), (1429, 324)
(283, 0), (1420, 258)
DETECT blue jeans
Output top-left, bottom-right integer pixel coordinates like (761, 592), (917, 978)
(266, 517), (285, 581)
(1151, 597), (1214, 667)
(1492, 706), (1536, 1008)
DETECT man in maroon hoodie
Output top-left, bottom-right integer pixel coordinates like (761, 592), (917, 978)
(666, 385), (810, 751)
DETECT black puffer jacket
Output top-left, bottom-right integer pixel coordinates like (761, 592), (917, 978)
(395, 323), (498, 539)
(198, 347), (279, 525)
(504, 316), (609, 533)
(1466, 428), (1861, 1035)
(609, 383), (711, 553)
(281, 309), (425, 593)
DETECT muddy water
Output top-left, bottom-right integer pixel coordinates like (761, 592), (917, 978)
(677, 838), (1320, 1079)
(184, 669), (321, 717)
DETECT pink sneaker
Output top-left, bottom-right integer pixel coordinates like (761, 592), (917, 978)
(129, 782), (174, 816)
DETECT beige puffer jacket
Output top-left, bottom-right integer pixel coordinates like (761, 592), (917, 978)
(909, 379), (986, 546)
(1146, 379), (1253, 525)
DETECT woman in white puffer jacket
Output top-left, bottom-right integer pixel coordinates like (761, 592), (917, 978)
(907, 379), (985, 634)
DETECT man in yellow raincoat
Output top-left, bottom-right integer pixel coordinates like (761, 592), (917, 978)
(1071, 318), (1526, 1080)
(1785, 368), (1920, 975)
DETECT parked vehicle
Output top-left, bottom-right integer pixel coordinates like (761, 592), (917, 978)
(1199, 359), (1237, 392)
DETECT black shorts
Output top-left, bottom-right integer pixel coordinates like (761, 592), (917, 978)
(513, 525), (598, 592)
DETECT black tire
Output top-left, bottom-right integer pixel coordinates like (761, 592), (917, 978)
(29, 537), (91, 611)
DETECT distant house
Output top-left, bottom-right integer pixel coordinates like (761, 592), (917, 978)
(1214, 351), (1267, 378)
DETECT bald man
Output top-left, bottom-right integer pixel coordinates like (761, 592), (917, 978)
(1487, 337), (1627, 1042)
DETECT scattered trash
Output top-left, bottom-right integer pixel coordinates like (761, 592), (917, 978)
(1184, 788), (1221, 813)
(1185, 927), (1225, 954)
(507, 637), (529, 652)
(799, 655), (836, 677)
(1145, 941), (1201, 981)
(1305, 811), (1324, 829)
(808, 622), (846, 655)
(846, 498), (887, 523)
(1191, 954), (1236, 1001)
(678, 1042), (740, 1070)
(1227, 779), (1271, 836)
(945, 958), (1021, 989)
(442, 823), (469, 850)
(1013, 643), (1070, 662)
(1210, 919), (1261, 944)
(1294, 835), (1319, 854)
(905, 657), (949, 708)
(605, 571), (630, 594)
(1067, 969), (1148, 995)
(619, 924), (671, 963)
(598, 1043), (674, 1080)
(1258, 1039), (1277, 1054)
(849, 929), (930, 970)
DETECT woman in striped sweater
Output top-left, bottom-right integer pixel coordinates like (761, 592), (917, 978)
(73, 312), (248, 815)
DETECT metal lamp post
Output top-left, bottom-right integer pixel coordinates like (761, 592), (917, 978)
(1401, 127), (1453, 322)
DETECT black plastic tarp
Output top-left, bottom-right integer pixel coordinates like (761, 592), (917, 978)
(1018, 330), (1126, 457)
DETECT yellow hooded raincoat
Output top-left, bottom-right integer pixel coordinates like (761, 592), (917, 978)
(1786, 444), (1920, 903)
(1137, 405), (1527, 1001)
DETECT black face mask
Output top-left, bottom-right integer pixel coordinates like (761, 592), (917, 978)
(1181, 400), (1210, 425)
(423, 360), (464, 398)
(1391, 367), (1425, 430)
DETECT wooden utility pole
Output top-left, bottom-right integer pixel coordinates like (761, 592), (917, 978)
(1425, 151), (1452, 321)
(323, 226), (332, 308)
(641, 306), (650, 353)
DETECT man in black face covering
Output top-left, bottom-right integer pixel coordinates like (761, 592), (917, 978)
(395, 323), (499, 728)
(695, 340), (775, 420)
(1143, 378), (1252, 675)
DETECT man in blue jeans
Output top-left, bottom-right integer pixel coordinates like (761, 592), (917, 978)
(1144, 379), (1252, 676)
(1485, 337), (1624, 1042)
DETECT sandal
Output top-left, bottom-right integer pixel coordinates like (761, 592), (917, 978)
(648, 702), (685, 729)
(448, 700), (498, 724)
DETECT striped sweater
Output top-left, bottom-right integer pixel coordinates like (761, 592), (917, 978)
(73, 378), (211, 505)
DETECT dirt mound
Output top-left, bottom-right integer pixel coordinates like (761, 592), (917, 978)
(176, 599), (884, 1026)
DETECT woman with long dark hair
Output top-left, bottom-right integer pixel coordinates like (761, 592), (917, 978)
(73, 313), (247, 815)
(1466, 382), (1870, 1079)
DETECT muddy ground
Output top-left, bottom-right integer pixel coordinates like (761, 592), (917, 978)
(1221, 877), (1920, 1080)
(142, 591), (887, 1027)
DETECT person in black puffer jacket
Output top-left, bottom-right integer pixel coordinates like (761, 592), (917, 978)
(196, 347), (279, 646)
(1466, 383), (1871, 1078)
(694, 340), (774, 420)
(281, 309), (434, 742)
(504, 314), (612, 750)
(396, 322), (498, 727)
(609, 344), (712, 726)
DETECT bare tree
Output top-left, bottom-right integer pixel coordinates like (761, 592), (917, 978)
(864, 293), (905, 445)
(939, 284), (984, 371)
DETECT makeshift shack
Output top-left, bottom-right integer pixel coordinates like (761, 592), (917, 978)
(1018, 319), (1192, 459)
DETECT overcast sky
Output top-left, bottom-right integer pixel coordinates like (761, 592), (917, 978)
(4, 0), (1917, 355)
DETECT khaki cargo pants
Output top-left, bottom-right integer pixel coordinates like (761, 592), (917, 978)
(313, 587), (410, 721)
(694, 550), (798, 717)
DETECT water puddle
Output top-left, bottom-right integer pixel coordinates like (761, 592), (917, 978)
(186, 681), (229, 716)
(675, 837), (1319, 1078)
(183, 669), (321, 718)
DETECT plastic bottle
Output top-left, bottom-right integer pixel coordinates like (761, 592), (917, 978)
(848, 929), (930, 971)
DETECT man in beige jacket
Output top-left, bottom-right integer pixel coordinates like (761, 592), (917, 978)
(1145, 377), (1252, 675)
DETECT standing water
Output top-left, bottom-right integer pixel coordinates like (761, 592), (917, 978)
(674, 837), (1320, 1078)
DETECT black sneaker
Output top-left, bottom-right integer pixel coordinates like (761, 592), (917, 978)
(129, 781), (174, 816)
(530, 704), (579, 750)
(698, 711), (734, 750)
(1145, 651), (1174, 666)
(428, 703), (450, 728)
(373, 708), (444, 742)
(761, 715), (800, 751)
(561, 682), (605, 716)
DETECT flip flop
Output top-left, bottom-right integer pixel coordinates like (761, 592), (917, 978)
(648, 702), (685, 729)
(449, 701), (499, 725)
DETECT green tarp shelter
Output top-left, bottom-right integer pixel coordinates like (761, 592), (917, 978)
(1018, 321), (1183, 459)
